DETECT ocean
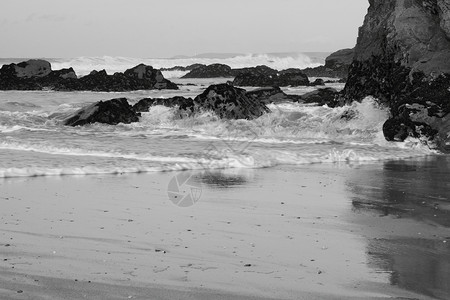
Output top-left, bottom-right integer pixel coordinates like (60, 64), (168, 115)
(0, 53), (437, 178)
(1, 53), (450, 300)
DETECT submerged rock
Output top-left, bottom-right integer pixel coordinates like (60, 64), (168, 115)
(64, 98), (140, 126)
(342, 0), (450, 151)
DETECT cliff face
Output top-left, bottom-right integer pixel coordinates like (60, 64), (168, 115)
(343, 0), (450, 151)
(354, 0), (450, 73)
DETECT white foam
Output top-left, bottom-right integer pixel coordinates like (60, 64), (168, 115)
(50, 53), (322, 77)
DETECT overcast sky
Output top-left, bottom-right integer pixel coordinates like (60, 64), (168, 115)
(0, 0), (369, 58)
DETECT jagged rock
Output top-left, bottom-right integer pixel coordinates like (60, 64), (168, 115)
(300, 88), (340, 106)
(302, 48), (354, 79)
(0, 60), (178, 91)
(181, 64), (234, 78)
(64, 98), (140, 126)
(123, 64), (177, 89)
(50, 68), (77, 79)
(126, 84), (272, 121)
(233, 66), (309, 87)
(245, 87), (300, 104)
(160, 64), (205, 72)
(194, 83), (270, 119)
(133, 96), (195, 113)
(342, 0), (450, 151)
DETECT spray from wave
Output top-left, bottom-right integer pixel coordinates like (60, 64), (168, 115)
(48, 53), (325, 78)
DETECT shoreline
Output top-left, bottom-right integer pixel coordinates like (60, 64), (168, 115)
(1, 157), (449, 299)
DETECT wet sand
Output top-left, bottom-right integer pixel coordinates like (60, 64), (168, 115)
(0, 156), (449, 299)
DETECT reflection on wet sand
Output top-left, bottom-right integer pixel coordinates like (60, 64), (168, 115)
(197, 169), (254, 188)
(347, 156), (450, 299)
(349, 156), (450, 226)
(366, 237), (450, 299)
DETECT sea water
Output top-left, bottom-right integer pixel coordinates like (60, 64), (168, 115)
(0, 54), (436, 178)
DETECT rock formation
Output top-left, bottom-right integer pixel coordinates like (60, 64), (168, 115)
(64, 98), (140, 126)
(233, 66), (310, 87)
(66, 84), (272, 126)
(182, 64), (312, 87)
(245, 87), (301, 104)
(181, 64), (234, 78)
(133, 96), (195, 114)
(299, 88), (340, 106)
(193, 84), (270, 119)
(342, 0), (450, 151)
(302, 48), (354, 79)
(0, 60), (178, 91)
(160, 64), (205, 72)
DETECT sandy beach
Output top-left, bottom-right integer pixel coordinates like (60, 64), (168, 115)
(1, 157), (449, 299)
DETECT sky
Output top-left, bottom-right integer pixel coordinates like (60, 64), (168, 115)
(0, 0), (369, 58)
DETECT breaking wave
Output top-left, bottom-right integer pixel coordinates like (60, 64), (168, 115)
(49, 52), (325, 77)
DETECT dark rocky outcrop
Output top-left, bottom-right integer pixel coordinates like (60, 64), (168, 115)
(0, 60), (178, 91)
(193, 84), (270, 119)
(13, 59), (52, 78)
(160, 64), (205, 72)
(299, 88), (340, 106)
(64, 98), (140, 126)
(67, 84), (272, 126)
(245, 87), (301, 104)
(325, 49), (355, 71)
(49, 68), (77, 80)
(133, 96), (195, 113)
(342, 0), (450, 151)
(181, 64), (234, 78)
(134, 83), (272, 120)
(56, 64), (178, 91)
(302, 48), (354, 79)
(233, 66), (309, 87)
(310, 78), (325, 86)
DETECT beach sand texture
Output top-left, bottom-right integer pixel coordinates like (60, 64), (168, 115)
(1, 157), (449, 299)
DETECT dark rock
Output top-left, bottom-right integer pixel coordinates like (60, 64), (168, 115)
(232, 65), (277, 78)
(14, 59), (51, 78)
(124, 64), (178, 89)
(133, 96), (195, 113)
(193, 83), (270, 119)
(302, 48), (354, 79)
(310, 78), (325, 86)
(160, 64), (206, 72)
(300, 88), (340, 106)
(342, 0), (450, 151)
(64, 98), (140, 126)
(50, 68), (77, 79)
(325, 48), (355, 70)
(246, 87), (300, 104)
(233, 66), (309, 87)
(0, 60), (178, 92)
(181, 64), (234, 78)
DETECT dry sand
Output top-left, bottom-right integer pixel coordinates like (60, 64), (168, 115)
(0, 158), (449, 299)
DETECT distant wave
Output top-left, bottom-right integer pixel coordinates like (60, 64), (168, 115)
(46, 53), (325, 77)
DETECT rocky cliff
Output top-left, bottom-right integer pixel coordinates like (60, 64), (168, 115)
(343, 0), (450, 151)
